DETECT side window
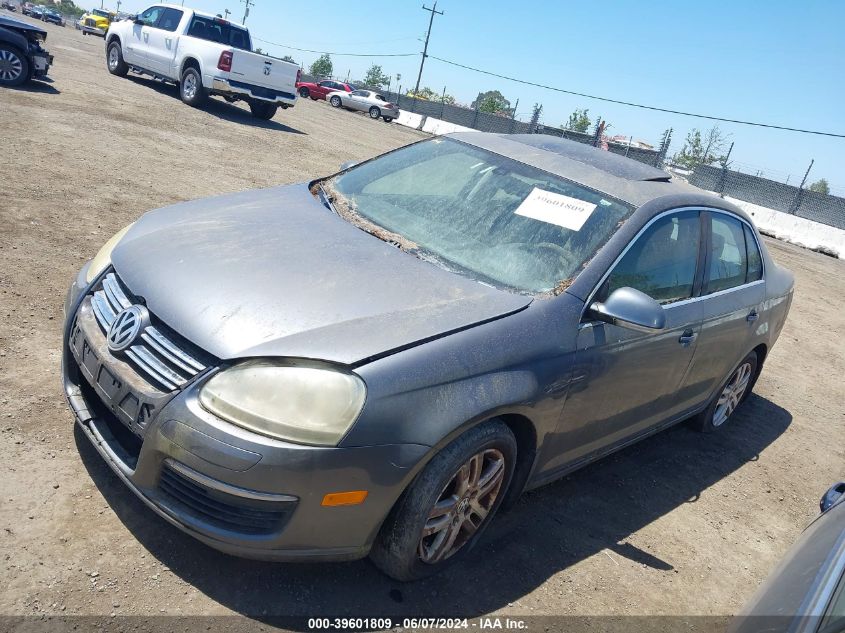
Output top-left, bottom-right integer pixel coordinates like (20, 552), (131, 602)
(707, 215), (748, 293)
(600, 211), (701, 304)
(744, 224), (763, 282)
(157, 8), (183, 32)
(350, 90), (367, 97)
(319, 81), (332, 88)
(137, 6), (165, 27)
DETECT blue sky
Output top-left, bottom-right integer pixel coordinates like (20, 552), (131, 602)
(126, 0), (844, 191)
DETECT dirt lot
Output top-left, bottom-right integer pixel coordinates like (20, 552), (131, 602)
(1, 16), (844, 628)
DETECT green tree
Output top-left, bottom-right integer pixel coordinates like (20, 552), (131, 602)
(281, 55), (297, 64)
(808, 179), (830, 195)
(362, 64), (390, 89)
(564, 108), (591, 132)
(309, 54), (333, 78)
(471, 90), (510, 115)
(673, 126), (729, 170)
(254, 48), (264, 55)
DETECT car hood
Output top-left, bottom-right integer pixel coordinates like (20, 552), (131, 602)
(112, 184), (531, 365)
(0, 14), (47, 36)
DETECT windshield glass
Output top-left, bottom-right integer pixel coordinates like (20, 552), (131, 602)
(93, 9), (111, 17)
(326, 138), (634, 294)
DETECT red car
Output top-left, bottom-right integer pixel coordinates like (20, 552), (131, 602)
(296, 79), (354, 101)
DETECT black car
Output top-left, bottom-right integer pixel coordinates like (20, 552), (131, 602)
(0, 14), (53, 86)
(42, 8), (62, 25)
(2, 2), (18, 13)
(29, 4), (42, 19)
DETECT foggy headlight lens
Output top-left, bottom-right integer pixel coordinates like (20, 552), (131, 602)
(199, 359), (367, 446)
(86, 223), (134, 283)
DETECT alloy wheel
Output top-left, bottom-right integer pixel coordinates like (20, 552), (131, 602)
(108, 46), (119, 70)
(713, 362), (753, 427)
(418, 448), (505, 564)
(0, 49), (23, 82)
(183, 73), (197, 99)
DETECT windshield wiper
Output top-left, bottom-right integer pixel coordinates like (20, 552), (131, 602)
(317, 183), (338, 215)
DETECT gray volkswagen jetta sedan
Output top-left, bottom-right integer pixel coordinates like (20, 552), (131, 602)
(62, 133), (793, 580)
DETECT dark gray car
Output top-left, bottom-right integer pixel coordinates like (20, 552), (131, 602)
(62, 133), (794, 580)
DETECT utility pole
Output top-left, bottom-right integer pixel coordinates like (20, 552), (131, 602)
(115, 0), (121, 12)
(240, 0), (254, 25)
(223, 8), (231, 20)
(790, 159), (814, 214)
(414, 2), (443, 95)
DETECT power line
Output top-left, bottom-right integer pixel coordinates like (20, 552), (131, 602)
(428, 55), (845, 138)
(251, 37), (417, 57)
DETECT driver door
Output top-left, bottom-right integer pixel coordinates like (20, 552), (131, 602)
(125, 5), (165, 68)
(547, 210), (706, 470)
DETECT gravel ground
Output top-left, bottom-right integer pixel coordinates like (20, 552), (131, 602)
(1, 15), (844, 629)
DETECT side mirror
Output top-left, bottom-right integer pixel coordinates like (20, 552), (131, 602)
(339, 161), (358, 171)
(589, 287), (666, 332)
(133, 16), (143, 25)
(820, 482), (845, 513)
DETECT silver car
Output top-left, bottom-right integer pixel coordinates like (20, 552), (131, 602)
(63, 133), (793, 581)
(326, 88), (399, 122)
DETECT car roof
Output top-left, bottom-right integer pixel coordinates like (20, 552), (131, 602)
(447, 131), (707, 207)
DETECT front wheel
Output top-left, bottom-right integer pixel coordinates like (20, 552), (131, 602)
(329, 95), (341, 107)
(249, 100), (278, 120)
(106, 40), (128, 77)
(370, 420), (516, 581)
(383, 117), (393, 123)
(691, 351), (758, 432)
(0, 44), (29, 87)
(179, 66), (207, 107)
(368, 106), (381, 119)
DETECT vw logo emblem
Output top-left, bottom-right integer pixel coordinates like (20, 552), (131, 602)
(107, 305), (149, 352)
(263, 64), (271, 76)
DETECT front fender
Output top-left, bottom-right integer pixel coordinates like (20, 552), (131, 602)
(0, 25), (30, 53)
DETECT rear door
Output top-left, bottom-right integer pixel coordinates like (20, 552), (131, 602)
(681, 210), (766, 403)
(143, 7), (183, 76)
(547, 209), (706, 470)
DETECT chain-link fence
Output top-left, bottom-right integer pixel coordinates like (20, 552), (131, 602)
(300, 73), (669, 167)
(688, 164), (845, 230)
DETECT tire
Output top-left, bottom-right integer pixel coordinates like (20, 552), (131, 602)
(0, 43), (29, 87)
(383, 117), (393, 123)
(298, 87), (309, 98)
(691, 351), (758, 433)
(249, 100), (277, 120)
(106, 40), (128, 77)
(369, 106), (380, 119)
(370, 419), (517, 581)
(329, 95), (341, 107)
(179, 66), (207, 107)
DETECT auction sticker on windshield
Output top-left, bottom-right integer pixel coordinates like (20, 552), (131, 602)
(514, 187), (597, 231)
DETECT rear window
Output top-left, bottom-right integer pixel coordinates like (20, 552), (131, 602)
(187, 16), (251, 51)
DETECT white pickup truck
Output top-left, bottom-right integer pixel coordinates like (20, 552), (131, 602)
(104, 4), (299, 120)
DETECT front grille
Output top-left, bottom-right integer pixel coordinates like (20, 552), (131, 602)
(158, 465), (295, 535)
(90, 272), (209, 391)
(84, 17), (95, 26)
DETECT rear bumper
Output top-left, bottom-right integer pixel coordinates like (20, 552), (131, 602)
(211, 77), (296, 106)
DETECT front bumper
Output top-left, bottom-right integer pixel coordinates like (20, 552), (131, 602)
(82, 25), (106, 36)
(62, 270), (428, 561)
(211, 76), (296, 106)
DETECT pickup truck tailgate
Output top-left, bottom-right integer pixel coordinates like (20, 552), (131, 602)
(229, 50), (297, 96)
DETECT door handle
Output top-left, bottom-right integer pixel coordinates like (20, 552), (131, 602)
(747, 310), (759, 322)
(678, 329), (697, 346)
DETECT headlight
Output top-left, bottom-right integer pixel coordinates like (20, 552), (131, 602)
(199, 359), (367, 446)
(85, 223), (134, 283)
